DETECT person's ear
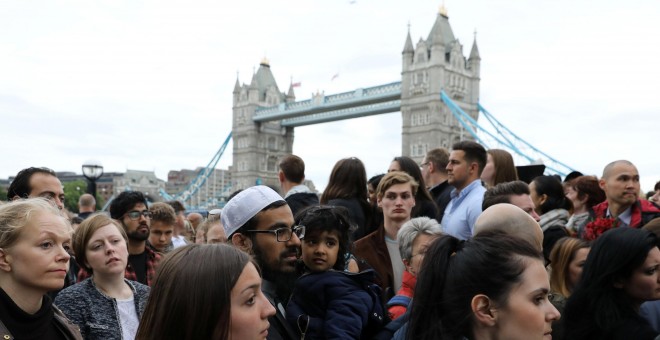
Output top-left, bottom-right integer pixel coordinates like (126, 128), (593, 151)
(403, 258), (414, 274)
(231, 233), (253, 254)
(0, 248), (12, 272)
(469, 162), (479, 174)
(539, 194), (548, 206)
(471, 294), (497, 327)
(278, 171), (285, 184)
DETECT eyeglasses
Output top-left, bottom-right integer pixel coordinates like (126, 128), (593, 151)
(245, 226), (306, 242)
(124, 210), (152, 220)
(419, 162), (430, 168)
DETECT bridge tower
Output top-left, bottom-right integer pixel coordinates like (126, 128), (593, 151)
(231, 58), (295, 190)
(401, 7), (481, 162)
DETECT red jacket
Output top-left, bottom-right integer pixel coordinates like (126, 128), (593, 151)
(591, 199), (660, 228)
(386, 270), (416, 320)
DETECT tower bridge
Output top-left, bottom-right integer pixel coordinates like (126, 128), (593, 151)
(230, 9), (483, 191)
(165, 7), (573, 209)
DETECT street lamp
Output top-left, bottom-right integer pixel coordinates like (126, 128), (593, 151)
(82, 160), (104, 199)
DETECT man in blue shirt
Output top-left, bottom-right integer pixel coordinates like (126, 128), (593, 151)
(441, 141), (487, 240)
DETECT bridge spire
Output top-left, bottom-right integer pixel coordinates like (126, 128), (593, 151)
(403, 29), (414, 54)
(469, 30), (480, 61)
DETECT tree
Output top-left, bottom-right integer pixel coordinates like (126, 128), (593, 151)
(63, 180), (87, 213)
(0, 186), (7, 201)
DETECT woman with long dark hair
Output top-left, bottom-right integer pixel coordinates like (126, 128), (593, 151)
(563, 227), (660, 339)
(136, 244), (275, 339)
(530, 175), (571, 259)
(321, 157), (373, 240)
(389, 156), (439, 220)
(404, 230), (559, 339)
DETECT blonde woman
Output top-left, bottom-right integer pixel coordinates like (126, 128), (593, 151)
(55, 214), (149, 340)
(0, 198), (82, 339)
(548, 237), (589, 339)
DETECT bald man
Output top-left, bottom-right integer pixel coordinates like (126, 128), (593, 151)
(594, 160), (660, 228)
(474, 203), (543, 252)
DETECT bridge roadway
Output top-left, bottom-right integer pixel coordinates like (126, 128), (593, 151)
(252, 81), (402, 127)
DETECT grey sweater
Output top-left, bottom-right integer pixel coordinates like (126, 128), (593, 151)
(55, 278), (149, 340)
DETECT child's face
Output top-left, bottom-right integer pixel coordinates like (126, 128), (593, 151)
(302, 230), (340, 272)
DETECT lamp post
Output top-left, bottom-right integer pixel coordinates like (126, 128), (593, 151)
(82, 160), (104, 199)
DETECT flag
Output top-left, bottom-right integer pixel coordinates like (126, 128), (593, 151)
(331, 73), (339, 81)
(292, 82), (301, 87)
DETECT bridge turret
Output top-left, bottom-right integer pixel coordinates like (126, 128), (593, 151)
(468, 36), (481, 74)
(428, 9), (450, 64)
(468, 35), (481, 103)
(248, 73), (260, 103)
(402, 30), (414, 71)
(233, 76), (241, 105)
(286, 82), (296, 103)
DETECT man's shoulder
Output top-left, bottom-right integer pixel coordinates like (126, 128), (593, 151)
(354, 229), (382, 247)
(640, 199), (660, 213)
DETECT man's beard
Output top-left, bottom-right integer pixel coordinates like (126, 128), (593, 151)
(127, 224), (149, 242)
(253, 246), (300, 301)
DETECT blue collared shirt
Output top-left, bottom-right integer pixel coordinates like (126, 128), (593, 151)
(440, 179), (486, 240)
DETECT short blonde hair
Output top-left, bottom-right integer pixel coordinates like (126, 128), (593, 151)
(0, 198), (67, 249)
(73, 213), (127, 274)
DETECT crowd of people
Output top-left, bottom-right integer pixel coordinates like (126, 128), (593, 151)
(1, 141), (660, 339)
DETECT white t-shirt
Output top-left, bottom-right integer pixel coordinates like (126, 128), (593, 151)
(117, 296), (139, 340)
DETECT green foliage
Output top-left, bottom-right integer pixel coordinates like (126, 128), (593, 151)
(0, 186), (7, 201)
(96, 195), (106, 211)
(63, 180), (87, 213)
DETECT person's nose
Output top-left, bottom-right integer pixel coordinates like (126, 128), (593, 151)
(57, 244), (71, 262)
(259, 292), (276, 319)
(547, 302), (561, 321)
(105, 241), (116, 254)
(287, 231), (302, 247)
(54, 197), (64, 210)
(531, 210), (541, 222)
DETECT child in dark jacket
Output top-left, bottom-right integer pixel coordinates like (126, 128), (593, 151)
(286, 205), (386, 339)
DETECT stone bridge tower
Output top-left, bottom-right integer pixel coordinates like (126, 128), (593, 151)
(400, 8), (481, 162)
(231, 58), (295, 190)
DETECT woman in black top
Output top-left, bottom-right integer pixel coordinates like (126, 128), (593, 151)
(0, 198), (81, 339)
(563, 227), (660, 340)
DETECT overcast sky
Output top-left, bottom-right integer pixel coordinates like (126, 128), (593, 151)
(1, 1), (659, 193)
